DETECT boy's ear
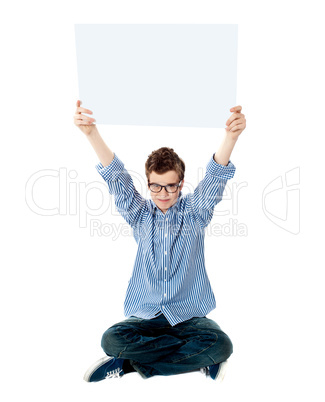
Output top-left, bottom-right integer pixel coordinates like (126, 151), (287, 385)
(180, 179), (185, 190)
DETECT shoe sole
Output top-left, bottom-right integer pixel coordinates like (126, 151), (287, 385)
(215, 360), (228, 383)
(83, 356), (114, 382)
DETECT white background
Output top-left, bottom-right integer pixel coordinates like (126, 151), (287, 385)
(1, 1), (324, 401)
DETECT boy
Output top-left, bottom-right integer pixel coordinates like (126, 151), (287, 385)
(74, 100), (246, 381)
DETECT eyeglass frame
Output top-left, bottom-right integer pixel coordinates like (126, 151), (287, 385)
(147, 180), (183, 193)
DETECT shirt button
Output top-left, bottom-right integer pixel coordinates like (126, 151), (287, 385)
(165, 251), (167, 255)
(164, 293), (167, 297)
(164, 279), (167, 282)
(165, 267), (167, 271)
(165, 234), (167, 237)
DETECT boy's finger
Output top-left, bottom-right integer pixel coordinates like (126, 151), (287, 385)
(78, 107), (93, 114)
(226, 112), (243, 126)
(226, 115), (236, 126)
(230, 105), (242, 113)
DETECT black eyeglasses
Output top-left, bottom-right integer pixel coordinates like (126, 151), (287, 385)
(148, 181), (182, 193)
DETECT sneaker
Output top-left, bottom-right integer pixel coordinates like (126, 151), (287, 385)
(200, 360), (228, 382)
(83, 356), (125, 382)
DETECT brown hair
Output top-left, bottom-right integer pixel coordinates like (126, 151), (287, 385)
(145, 147), (185, 182)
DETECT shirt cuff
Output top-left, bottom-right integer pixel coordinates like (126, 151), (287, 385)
(206, 153), (236, 180)
(95, 153), (125, 181)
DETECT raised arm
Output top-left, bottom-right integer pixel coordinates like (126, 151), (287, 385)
(74, 100), (114, 167)
(214, 105), (246, 166)
(74, 100), (147, 229)
(188, 105), (246, 229)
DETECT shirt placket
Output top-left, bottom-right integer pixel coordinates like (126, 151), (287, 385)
(161, 214), (169, 311)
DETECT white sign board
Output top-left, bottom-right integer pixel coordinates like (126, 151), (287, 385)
(75, 24), (238, 128)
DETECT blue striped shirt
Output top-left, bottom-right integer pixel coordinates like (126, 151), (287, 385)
(95, 153), (236, 326)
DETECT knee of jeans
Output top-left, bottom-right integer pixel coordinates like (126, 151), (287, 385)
(101, 326), (123, 356)
(217, 331), (233, 360)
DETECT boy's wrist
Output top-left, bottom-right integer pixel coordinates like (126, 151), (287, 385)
(224, 131), (240, 143)
(85, 125), (99, 137)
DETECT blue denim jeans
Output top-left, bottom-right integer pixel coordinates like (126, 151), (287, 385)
(101, 314), (233, 378)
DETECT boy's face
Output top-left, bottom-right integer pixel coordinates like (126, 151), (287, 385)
(148, 170), (184, 214)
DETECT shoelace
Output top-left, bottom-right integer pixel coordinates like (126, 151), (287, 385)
(106, 368), (123, 379)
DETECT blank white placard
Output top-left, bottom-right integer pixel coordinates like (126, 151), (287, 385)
(74, 24), (238, 128)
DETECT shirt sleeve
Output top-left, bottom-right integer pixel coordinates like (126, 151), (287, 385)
(187, 153), (236, 229)
(95, 154), (147, 229)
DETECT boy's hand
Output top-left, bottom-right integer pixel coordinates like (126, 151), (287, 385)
(74, 100), (97, 136)
(225, 105), (246, 140)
